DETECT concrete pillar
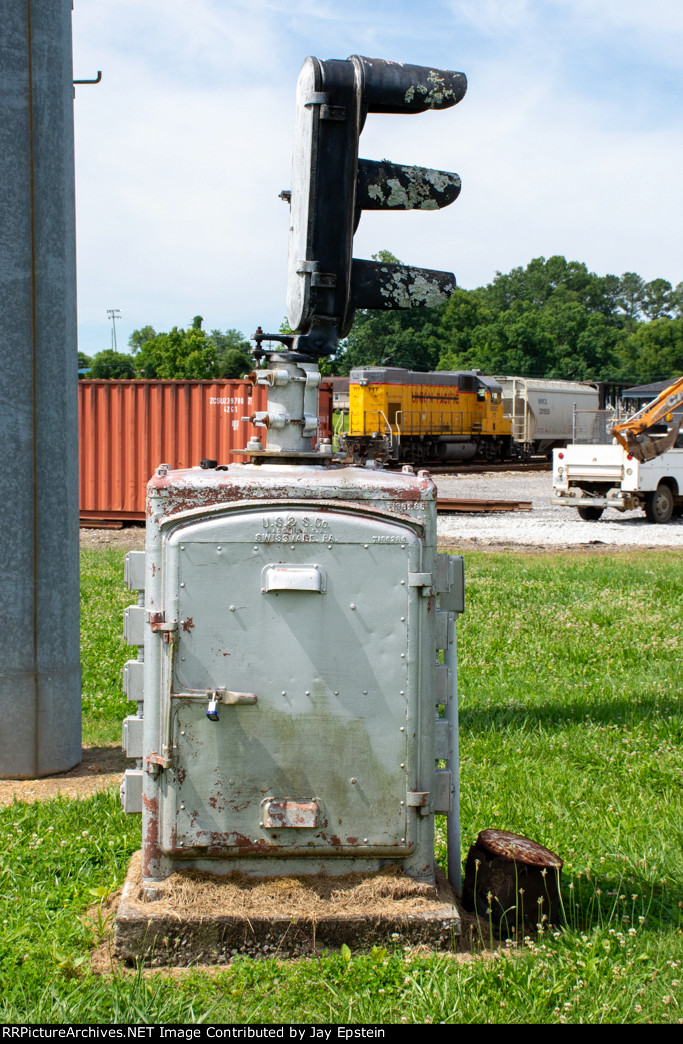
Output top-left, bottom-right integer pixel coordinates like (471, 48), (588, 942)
(0, 0), (81, 777)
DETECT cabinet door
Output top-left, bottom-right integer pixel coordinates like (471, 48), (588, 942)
(157, 507), (423, 857)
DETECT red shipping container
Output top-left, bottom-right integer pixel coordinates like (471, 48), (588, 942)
(78, 379), (333, 524)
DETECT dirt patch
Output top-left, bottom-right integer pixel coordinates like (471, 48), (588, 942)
(81, 525), (673, 557)
(437, 538), (678, 554)
(0, 745), (126, 806)
(80, 526), (145, 551)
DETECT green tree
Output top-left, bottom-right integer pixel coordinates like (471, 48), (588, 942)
(670, 282), (683, 318)
(572, 313), (624, 379)
(78, 352), (92, 374)
(208, 328), (254, 378)
(331, 254), (682, 384)
(616, 272), (645, 323)
(435, 256), (627, 380)
(135, 325), (216, 379)
(616, 317), (683, 383)
(586, 273), (622, 320)
(128, 325), (157, 353)
(126, 321), (257, 379)
(481, 256), (595, 311)
(335, 306), (443, 374)
(216, 348), (253, 378)
(371, 249), (402, 265)
(209, 328), (251, 353)
(436, 288), (491, 368)
(89, 350), (136, 379)
(640, 278), (672, 321)
(446, 299), (554, 377)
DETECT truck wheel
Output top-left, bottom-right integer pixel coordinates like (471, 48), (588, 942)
(645, 485), (674, 524)
(577, 506), (604, 521)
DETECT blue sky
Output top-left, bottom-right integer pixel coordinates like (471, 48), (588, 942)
(71, 0), (683, 356)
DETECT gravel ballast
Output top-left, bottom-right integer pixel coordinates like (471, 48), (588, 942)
(435, 469), (683, 550)
(79, 468), (683, 553)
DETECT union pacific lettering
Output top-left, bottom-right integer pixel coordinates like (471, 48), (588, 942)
(410, 393), (460, 403)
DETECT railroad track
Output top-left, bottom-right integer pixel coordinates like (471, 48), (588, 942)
(437, 498), (532, 513)
(427, 460), (552, 476)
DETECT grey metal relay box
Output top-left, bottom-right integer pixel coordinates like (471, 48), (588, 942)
(122, 461), (463, 886)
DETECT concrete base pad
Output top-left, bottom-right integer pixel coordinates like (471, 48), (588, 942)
(114, 851), (461, 964)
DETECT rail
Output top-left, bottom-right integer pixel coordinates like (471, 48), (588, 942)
(437, 497), (532, 513)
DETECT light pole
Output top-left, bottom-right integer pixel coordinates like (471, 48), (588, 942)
(107, 308), (121, 351)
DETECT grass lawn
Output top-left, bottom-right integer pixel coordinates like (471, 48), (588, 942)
(0, 549), (681, 1023)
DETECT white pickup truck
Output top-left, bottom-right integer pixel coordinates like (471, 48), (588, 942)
(551, 442), (683, 523)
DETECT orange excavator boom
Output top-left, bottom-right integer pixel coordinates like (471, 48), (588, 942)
(611, 377), (683, 462)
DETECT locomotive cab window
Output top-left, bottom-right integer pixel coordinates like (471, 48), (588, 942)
(477, 386), (486, 402)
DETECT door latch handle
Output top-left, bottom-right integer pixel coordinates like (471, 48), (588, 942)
(202, 689), (258, 721)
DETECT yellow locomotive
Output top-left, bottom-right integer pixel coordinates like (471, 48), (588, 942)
(342, 367), (513, 464)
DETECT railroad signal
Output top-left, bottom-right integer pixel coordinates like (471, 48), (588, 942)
(283, 55), (467, 357)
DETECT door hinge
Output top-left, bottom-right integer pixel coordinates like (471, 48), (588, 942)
(406, 790), (431, 815)
(148, 612), (178, 641)
(408, 572), (434, 597)
(146, 750), (172, 773)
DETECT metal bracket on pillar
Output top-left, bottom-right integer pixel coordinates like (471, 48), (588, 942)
(73, 71), (102, 85)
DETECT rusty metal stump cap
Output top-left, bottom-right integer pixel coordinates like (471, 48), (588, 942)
(475, 829), (563, 869)
(462, 830), (564, 932)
